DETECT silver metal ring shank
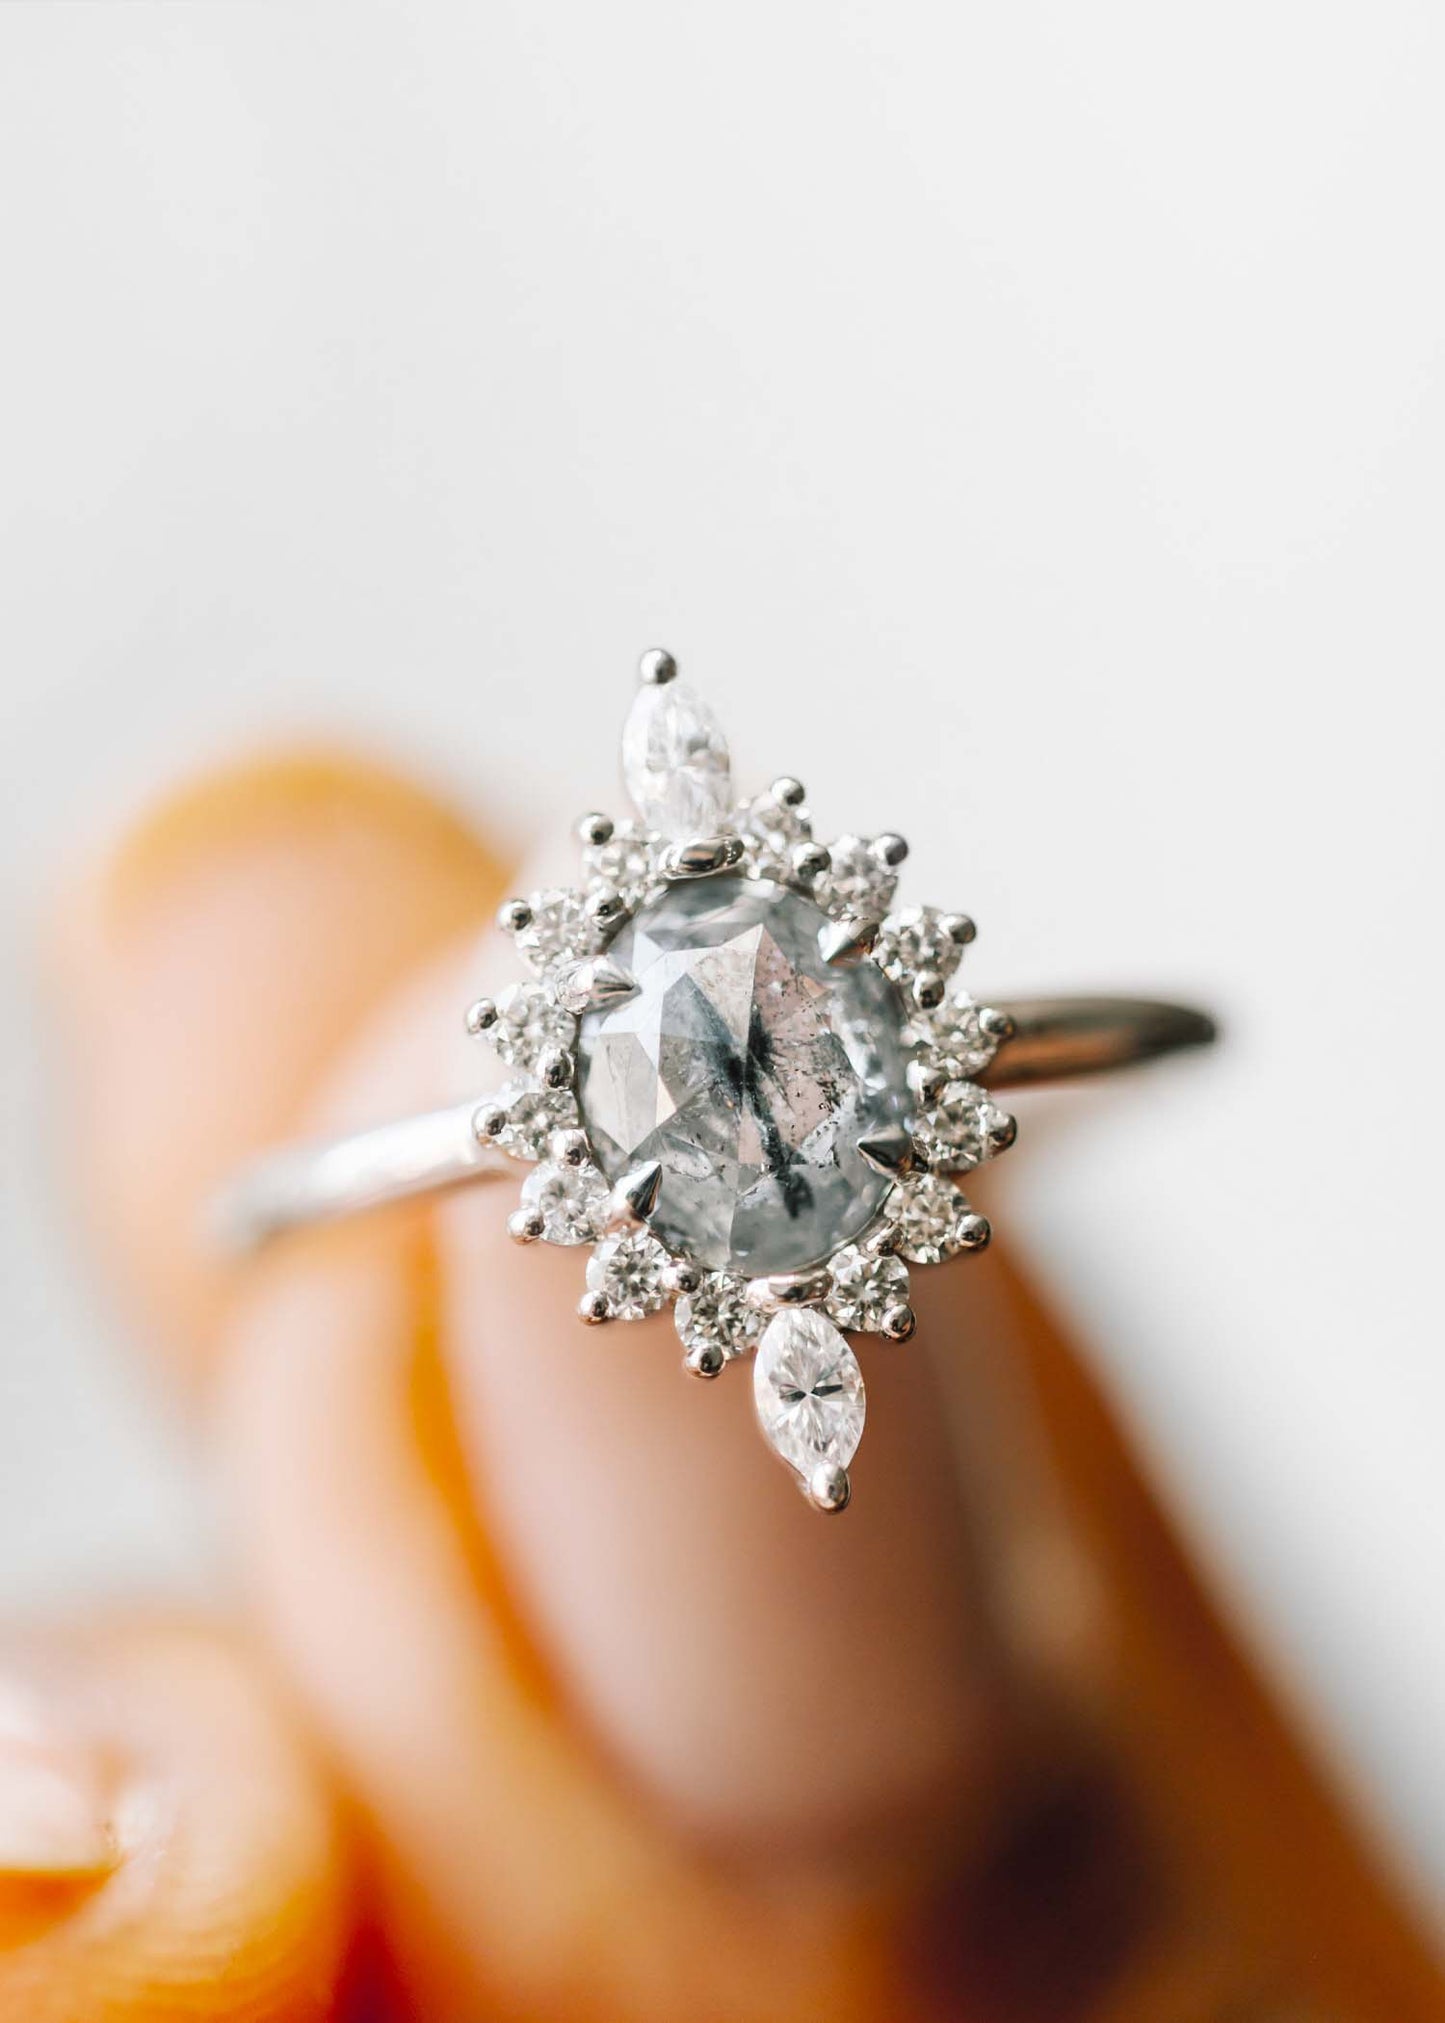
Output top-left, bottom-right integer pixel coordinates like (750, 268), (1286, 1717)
(211, 994), (1215, 1256)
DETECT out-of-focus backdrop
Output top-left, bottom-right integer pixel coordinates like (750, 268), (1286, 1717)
(0, 0), (1440, 1928)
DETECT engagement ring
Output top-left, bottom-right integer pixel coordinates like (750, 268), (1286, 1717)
(215, 650), (1215, 1510)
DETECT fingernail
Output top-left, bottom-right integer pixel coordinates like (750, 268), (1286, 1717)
(0, 1684), (114, 1880)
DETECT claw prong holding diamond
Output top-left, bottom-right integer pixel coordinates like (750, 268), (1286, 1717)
(577, 810), (614, 848)
(771, 775), (806, 809)
(537, 1045), (574, 1090)
(873, 833), (909, 868)
(789, 840), (830, 886)
(685, 1339), (726, 1379)
(855, 1125), (916, 1178)
(637, 646), (678, 686)
(880, 1302), (917, 1342)
(980, 1005), (1016, 1044)
(659, 834), (747, 880)
(553, 955), (639, 1015)
(912, 970), (947, 1011)
(806, 1463), (852, 1514)
(818, 915), (881, 966)
(549, 1126), (590, 1168)
(508, 1206), (546, 1244)
(662, 1261), (702, 1297)
(465, 996), (498, 1037)
(577, 1289), (613, 1324)
(745, 1269), (831, 1311)
(604, 1160), (664, 1233)
(473, 1097), (511, 1144)
(497, 897), (533, 936)
(940, 912), (976, 949)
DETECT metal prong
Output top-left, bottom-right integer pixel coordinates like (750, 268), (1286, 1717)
(637, 647), (678, 686)
(662, 1261), (703, 1297)
(958, 1211), (991, 1252)
(988, 1112), (1019, 1156)
(939, 912), (976, 949)
(912, 970), (947, 1010)
(745, 1269), (831, 1311)
(980, 1005), (1016, 1045)
(908, 1058), (948, 1106)
(863, 1219), (902, 1257)
(880, 1302), (916, 1342)
(472, 1097), (511, 1144)
(552, 955), (640, 1015)
(537, 1045), (575, 1090)
(497, 897), (533, 936)
(789, 840), (830, 886)
(577, 810), (614, 848)
(586, 885), (631, 934)
(464, 996), (498, 1038)
(771, 775), (806, 808)
(549, 1127), (591, 1168)
(806, 1463), (851, 1513)
(577, 1289), (612, 1325)
(818, 915), (881, 966)
(855, 1125), (916, 1178)
(659, 834), (746, 879)
(873, 833), (909, 868)
(605, 1160), (663, 1232)
(685, 1339), (725, 1379)
(508, 1206), (546, 1244)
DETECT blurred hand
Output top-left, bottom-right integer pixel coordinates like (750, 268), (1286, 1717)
(4, 751), (1437, 2022)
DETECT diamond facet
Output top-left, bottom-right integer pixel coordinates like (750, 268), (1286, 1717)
(753, 1308), (866, 1479)
(621, 680), (733, 840)
(520, 1161), (608, 1244)
(576, 876), (911, 1275)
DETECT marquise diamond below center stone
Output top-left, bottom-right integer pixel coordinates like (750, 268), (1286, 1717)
(577, 875), (910, 1275)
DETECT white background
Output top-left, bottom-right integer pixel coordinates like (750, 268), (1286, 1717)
(0, 0), (1441, 1923)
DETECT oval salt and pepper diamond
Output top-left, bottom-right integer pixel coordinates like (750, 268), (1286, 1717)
(576, 875), (911, 1276)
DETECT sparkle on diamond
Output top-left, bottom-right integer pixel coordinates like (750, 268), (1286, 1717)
(576, 876), (910, 1275)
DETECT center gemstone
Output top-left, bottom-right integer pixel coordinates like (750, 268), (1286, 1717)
(576, 875), (910, 1275)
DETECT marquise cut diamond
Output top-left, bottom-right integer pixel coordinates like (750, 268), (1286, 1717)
(753, 1308), (866, 1479)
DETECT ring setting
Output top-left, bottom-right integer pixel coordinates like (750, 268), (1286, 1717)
(216, 648), (1215, 1512)
(471, 649), (1026, 1511)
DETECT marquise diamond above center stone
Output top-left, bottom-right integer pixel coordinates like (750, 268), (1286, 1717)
(576, 874), (911, 1275)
